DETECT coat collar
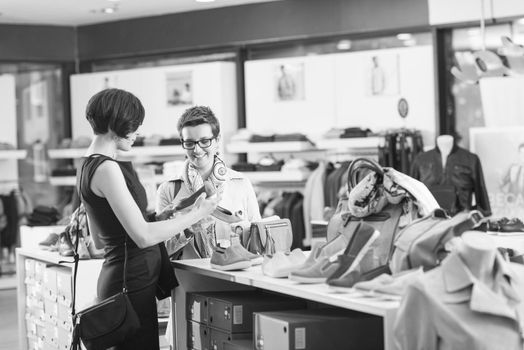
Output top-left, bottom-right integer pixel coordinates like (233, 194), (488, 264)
(169, 160), (243, 183)
(441, 252), (521, 320)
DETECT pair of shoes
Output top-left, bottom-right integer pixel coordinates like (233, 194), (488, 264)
(289, 222), (379, 284)
(475, 217), (524, 233)
(261, 249), (307, 278)
(38, 233), (60, 251)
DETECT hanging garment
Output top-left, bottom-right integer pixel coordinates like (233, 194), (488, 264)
(303, 162), (328, 243)
(394, 251), (524, 350)
(410, 145), (491, 216)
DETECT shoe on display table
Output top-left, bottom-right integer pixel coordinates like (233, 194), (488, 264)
(210, 245), (251, 271)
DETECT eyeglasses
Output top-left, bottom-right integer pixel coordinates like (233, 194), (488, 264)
(181, 137), (215, 150)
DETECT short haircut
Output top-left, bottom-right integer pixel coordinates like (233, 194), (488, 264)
(177, 106), (220, 138)
(85, 88), (145, 138)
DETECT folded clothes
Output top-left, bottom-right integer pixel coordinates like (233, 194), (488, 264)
(249, 134), (274, 143)
(159, 138), (181, 146)
(273, 133), (310, 142)
(231, 163), (257, 172)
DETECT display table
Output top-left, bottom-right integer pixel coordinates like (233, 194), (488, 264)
(16, 247), (103, 350)
(172, 259), (400, 350)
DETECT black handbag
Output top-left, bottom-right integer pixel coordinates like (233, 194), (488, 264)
(70, 158), (140, 350)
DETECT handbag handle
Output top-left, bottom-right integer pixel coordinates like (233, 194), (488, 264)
(347, 158), (385, 192)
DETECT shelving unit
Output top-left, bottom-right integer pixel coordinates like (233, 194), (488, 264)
(226, 141), (315, 153)
(49, 174), (174, 187)
(0, 149), (28, 160)
(47, 145), (185, 159)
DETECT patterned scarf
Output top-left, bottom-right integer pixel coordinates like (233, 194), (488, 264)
(185, 155), (227, 257)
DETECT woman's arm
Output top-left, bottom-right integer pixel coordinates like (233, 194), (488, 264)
(91, 161), (217, 248)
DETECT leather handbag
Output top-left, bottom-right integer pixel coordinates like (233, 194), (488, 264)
(390, 209), (483, 273)
(246, 218), (293, 255)
(70, 160), (140, 350)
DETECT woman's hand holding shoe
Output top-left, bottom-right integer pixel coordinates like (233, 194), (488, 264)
(194, 192), (219, 217)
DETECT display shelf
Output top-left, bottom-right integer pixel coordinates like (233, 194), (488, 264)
(47, 146), (185, 159)
(49, 176), (76, 186)
(243, 170), (311, 183)
(49, 174), (172, 186)
(173, 258), (399, 350)
(315, 136), (382, 151)
(226, 141), (315, 153)
(0, 149), (27, 159)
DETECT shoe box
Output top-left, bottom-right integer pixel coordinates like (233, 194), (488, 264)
(188, 321), (253, 350)
(223, 339), (253, 350)
(187, 291), (306, 333)
(254, 308), (383, 350)
(187, 291), (307, 350)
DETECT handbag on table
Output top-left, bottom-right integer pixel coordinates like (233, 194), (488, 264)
(246, 218), (293, 255)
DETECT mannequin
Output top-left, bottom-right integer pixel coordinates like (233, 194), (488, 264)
(458, 231), (497, 286)
(436, 134), (454, 168)
(410, 134), (491, 216)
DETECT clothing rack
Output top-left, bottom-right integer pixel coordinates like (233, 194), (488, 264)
(378, 128), (424, 174)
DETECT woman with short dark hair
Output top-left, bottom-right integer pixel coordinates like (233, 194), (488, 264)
(79, 89), (218, 349)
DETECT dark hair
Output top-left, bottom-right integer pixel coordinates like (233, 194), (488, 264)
(177, 106), (220, 137)
(85, 88), (145, 138)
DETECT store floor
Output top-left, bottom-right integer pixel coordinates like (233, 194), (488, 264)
(0, 288), (18, 349)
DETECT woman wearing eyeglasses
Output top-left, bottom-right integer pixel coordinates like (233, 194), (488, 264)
(156, 105), (261, 259)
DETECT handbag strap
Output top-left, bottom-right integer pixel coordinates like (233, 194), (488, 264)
(347, 157), (385, 191)
(71, 155), (130, 317)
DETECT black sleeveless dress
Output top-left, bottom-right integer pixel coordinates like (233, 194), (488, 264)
(79, 154), (161, 350)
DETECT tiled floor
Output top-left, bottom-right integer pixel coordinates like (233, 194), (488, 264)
(0, 287), (18, 350)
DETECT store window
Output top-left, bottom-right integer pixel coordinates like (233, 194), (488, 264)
(0, 63), (70, 210)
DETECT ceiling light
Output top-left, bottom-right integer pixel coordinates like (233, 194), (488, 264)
(336, 40), (352, 50)
(102, 7), (116, 13)
(403, 39), (417, 46)
(396, 33), (412, 41)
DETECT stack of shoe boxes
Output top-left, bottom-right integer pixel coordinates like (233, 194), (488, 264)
(186, 291), (306, 350)
(24, 259), (73, 350)
(253, 309), (383, 350)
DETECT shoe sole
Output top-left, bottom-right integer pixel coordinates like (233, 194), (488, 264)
(210, 260), (251, 271)
(250, 256), (264, 265)
(288, 274), (327, 284)
(336, 229), (381, 281)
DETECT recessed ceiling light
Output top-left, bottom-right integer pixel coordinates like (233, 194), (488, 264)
(397, 33), (412, 41)
(102, 7), (116, 13)
(336, 40), (352, 50)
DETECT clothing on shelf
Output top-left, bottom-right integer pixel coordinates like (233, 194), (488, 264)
(410, 144), (491, 216)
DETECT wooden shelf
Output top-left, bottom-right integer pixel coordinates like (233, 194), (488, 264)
(226, 141), (315, 153)
(47, 146), (185, 159)
(0, 149), (27, 160)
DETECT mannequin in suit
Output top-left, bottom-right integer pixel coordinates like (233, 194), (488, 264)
(410, 134), (491, 216)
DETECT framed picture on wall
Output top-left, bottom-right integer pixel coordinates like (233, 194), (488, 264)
(367, 54), (400, 96)
(166, 71), (193, 106)
(470, 126), (524, 219)
(274, 63), (305, 102)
